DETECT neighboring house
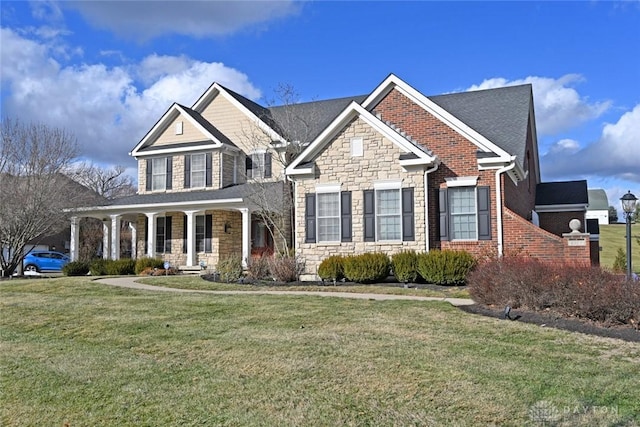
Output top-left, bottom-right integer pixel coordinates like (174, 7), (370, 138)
(70, 74), (597, 276)
(586, 189), (610, 225)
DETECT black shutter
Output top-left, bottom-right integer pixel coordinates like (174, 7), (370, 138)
(439, 188), (449, 241)
(477, 186), (491, 240)
(205, 153), (212, 186)
(165, 216), (172, 253)
(205, 214), (212, 252)
(363, 190), (375, 242)
(182, 215), (187, 253)
(402, 187), (415, 241)
(184, 155), (191, 188)
(144, 216), (149, 254)
(146, 159), (152, 191)
(305, 193), (316, 243)
(341, 191), (352, 242)
(166, 157), (173, 190)
(245, 155), (253, 179)
(264, 152), (272, 178)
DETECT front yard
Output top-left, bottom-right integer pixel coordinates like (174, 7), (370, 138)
(2, 277), (639, 426)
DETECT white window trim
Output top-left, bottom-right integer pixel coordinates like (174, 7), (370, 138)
(374, 179), (402, 191)
(175, 121), (183, 135)
(449, 186), (478, 241)
(316, 184), (341, 243)
(151, 157), (167, 191)
(445, 176), (478, 187)
(372, 180), (402, 242)
(351, 137), (363, 157)
(190, 153), (206, 189)
(249, 149), (267, 179)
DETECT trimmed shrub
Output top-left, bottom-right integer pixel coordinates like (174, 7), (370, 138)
(89, 259), (108, 276)
(268, 254), (304, 282)
(217, 255), (243, 282)
(417, 250), (476, 285)
(391, 250), (419, 283)
(343, 253), (390, 283)
(62, 261), (90, 276)
(246, 255), (271, 280)
(135, 257), (165, 275)
(317, 255), (345, 282)
(105, 259), (136, 275)
(468, 257), (640, 326)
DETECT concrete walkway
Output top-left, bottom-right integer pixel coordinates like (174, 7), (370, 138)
(96, 277), (475, 307)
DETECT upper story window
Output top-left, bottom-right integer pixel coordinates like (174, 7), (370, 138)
(184, 153), (212, 189)
(246, 151), (272, 179)
(146, 157), (172, 192)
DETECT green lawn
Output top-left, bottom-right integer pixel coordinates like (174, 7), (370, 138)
(599, 223), (640, 273)
(2, 278), (639, 426)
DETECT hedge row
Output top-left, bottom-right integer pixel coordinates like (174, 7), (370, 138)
(63, 257), (165, 276)
(317, 250), (476, 285)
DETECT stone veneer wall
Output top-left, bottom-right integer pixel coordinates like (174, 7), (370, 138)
(137, 152), (222, 194)
(294, 117), (427, 276)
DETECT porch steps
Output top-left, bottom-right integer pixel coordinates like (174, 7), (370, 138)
(178, 265), (204, 275)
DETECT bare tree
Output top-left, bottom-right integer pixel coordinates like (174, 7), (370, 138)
(0, 118), (91, 276)
(66, 162), (136, 199)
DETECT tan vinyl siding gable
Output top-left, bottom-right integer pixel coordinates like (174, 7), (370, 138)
(153, 115), (208, 147)
(200, 94), (273, 154)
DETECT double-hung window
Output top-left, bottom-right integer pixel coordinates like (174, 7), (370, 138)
(449, 187), (476, 240)
(376, 189), (402, 241)
(246, 151), (272, 179)
(146, 157), (172, 191)
(155, 216), (172, 253)
(317, 191), (341, 242)
(190, 154), (206, 188)
(364, 182), (415, 242)
(439, 178), (491, 241)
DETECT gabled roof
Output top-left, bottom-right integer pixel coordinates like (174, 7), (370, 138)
(286, 101), (438, 175)
(587, 189), (609, 211)
(535, 180), (588, 209)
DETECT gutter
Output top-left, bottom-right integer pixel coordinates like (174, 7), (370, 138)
(495, 161), (516, 257)
(423, 161), (440, 252)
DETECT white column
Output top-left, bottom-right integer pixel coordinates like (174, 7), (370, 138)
(184, 210), (198, 267)
(241, 208), (251, 268)
(146, 212), (157, 258)
(129, 221), (137, 259)
(110, 214), (121, 260)
(102, 220), (111, 260)
(70, 216), (80, 262)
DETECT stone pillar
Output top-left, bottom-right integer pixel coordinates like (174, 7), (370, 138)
(102, 219), (111, 260)
(110, 214), (121, 260)
(146, 212), (157, 258)
(240, 208), (251, 268)
(129, 221), (137, 259)
(70, 216), (80, 262)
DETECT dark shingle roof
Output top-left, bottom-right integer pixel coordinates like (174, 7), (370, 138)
(535, 180), (588, 206)
(219, 85), (286, 136)
(179, 105), (236, 147)
(429, 84), (532, 163)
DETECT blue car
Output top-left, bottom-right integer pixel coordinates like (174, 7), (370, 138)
(23, 250), (70, 273)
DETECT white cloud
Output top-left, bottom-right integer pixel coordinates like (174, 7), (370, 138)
(541, 104), (640, 183)
(468, 74), (611, 135)
(0, 28), (262, 167)
(547, 138), (580, 155)
(63, 1), (301, 41)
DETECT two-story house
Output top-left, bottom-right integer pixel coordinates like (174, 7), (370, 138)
(70, 74), (595, 276)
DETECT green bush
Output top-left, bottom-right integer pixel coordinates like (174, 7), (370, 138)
(343, 253), (390, 283)
(317, 255), (345, 282)
(613, 247), (626, 273)
(217, 255), (243, 282)
(105, 259), (136, 275)
(135, 257), (165, 275)
(417, 250), (476, 285)
(391, 250), (419, 283)
(62, 261), (90, 276)
(89, 259), (108, 276)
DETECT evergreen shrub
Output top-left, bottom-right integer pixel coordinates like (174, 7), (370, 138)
(391, 250), (419, 283)
(343, 253), (390, 283)
(417, 250), (476, 285)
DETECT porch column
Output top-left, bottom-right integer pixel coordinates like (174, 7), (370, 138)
(184, 210), (198, 267)
(129, 222), (137, 259)
(70, 216), (79, 262)
(102, 219), (111, 260)
(240, 208), (251, 268)
(146, 212), (157, 258)
(110, 214), (121, 260)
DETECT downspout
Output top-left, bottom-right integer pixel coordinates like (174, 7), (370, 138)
(495, 161), (516, 257)
(423, 162), (440, 252)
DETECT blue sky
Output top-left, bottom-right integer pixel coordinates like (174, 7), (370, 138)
(1, 1), (639, 213)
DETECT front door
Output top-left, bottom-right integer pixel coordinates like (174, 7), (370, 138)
(251, 220), (274, 256)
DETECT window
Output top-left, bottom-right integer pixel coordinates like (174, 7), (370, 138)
(351, 137), (363, 157)
(317, 192), (340, 242)
(191, 153), (206, 188)
(246, 152), (272, 179)
(175, 121), (183, 135)
(182, 214), (212, 253)
(439, 186), (491, 241)
(376, 189), (401, 240)
(146, 157), (172, 191)
(449, 187), (476, 240)
(156, 216), (172, 253)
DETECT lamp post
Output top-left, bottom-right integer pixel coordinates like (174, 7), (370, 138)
(620, 191), (638, 280)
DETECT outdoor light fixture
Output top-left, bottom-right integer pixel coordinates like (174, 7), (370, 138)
(224, 223), (232, 234)
(620, 190), (638, 280)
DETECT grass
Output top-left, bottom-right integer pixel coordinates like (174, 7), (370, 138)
(2, 277), (639, 426)
(137, 275), (471, 299)
(599, 223), (640, 273)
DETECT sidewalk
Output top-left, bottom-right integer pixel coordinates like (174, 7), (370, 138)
(96, 277), (475, 307)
